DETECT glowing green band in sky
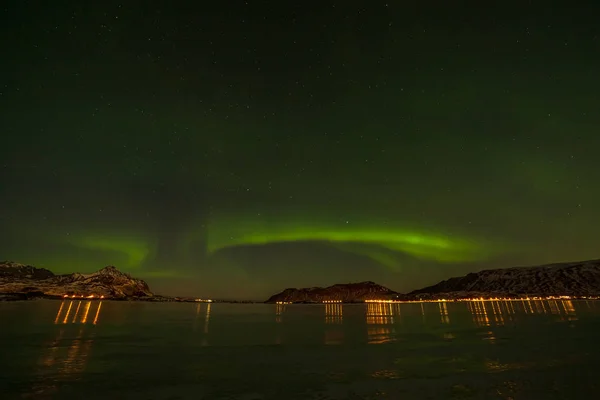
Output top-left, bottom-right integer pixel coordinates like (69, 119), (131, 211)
(69, 235), (152, 269)
(205, 216), (494, 265)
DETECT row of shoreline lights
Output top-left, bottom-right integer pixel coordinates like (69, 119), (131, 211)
(275, 300), (342, 305)
(363, 295), (592, 303)
(277, 295), (596, 305)
(62, 294), (213, 302)
(64, 295), (591, 304)
(275, 296), (600, 305)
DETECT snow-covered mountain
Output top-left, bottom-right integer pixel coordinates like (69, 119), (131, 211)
(0, 261), (153, 299)
(409, 259), (600, 298)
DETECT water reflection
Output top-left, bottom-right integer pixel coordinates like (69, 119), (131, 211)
(468, 301), (490, 327)
(25, 302), (100, 398)
(201, 303), (211, 346)
(465, 299), (579, 329)
(204, 303), (211, 334)
(438, 302), (450, 324)
(323, 303), (344, 345)
(562, 300), (577, 320)
(54, 300), (103, 325)
(193, 302), (201, 330)
(528, 299), (577, 320)
(275, 303), (286, 323)
(366, 303), (394, 325)
(192, 302), (211, 336)
(549, 300), (561, 315)
(325, 303), (343, 324)
(366, 302), (395, 344)
(490, 301), (506, 325)
(274, 304), (285, 344)
(7, 299), (599, 400)
(61, 327), (95, 375)
(37, 326), (95, 372)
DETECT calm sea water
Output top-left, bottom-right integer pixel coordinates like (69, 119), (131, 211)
(1, 299), (599, 399)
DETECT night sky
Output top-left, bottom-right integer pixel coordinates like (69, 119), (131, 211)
(2, 1), (600, 300)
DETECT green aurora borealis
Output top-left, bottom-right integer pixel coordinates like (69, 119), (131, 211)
(2, 2), (600, 299)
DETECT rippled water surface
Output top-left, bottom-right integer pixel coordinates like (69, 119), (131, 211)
(1, 299), (599, 399)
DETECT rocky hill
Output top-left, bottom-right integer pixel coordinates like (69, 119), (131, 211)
(0, 261), (153, 299)
(265, 281), (397, 303)
(409, 259), (600, 299)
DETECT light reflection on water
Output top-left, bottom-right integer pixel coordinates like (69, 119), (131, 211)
(324, 303), (344, 344)
(1, 299), (599, 399)
(365, 302), (395, 344)
(22, 301), (103, 398)
(54, 300), (103, 326)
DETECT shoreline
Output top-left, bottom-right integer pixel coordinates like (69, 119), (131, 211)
(0, 293), (261, 303)
(3, 292), (599, 304)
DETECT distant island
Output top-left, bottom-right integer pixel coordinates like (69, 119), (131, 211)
(0, 261), (211, 302)
(265, 281), (397, 303)
(265, 259), (600, 303)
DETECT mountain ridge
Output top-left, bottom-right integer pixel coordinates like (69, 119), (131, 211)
(265, 258), (600, 303)
(3, 258), (600, 302)
(408, 259), (600, 299)
(265, 281), (397, 303)
(0, 261), (153, 299)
